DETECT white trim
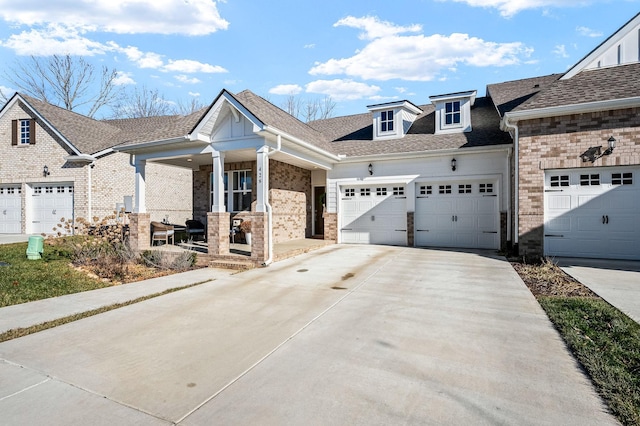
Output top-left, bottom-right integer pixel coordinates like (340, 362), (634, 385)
(337, 145), (511, 163)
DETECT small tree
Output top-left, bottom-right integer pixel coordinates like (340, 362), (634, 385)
(111, 85), (175, 118)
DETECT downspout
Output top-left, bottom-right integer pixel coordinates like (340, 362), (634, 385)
(262, 134), (282, 266)
(87, 162), (94, 225)
(503, 116), (519, 247)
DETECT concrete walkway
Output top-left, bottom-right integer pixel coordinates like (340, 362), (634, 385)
(0, 246), (617, 425)
(0, 234), (31, 245)
(557, 257), (640, 324)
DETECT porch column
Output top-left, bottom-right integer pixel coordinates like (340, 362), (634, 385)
(211, 150), (225, 212)
(134, 159), (146, 213)
(255, 146), (269, 213)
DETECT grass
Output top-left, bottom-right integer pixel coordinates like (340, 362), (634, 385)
(514, 259), (640, 426)
(0, 242), (110, 307)
(538, 297), (640, 426)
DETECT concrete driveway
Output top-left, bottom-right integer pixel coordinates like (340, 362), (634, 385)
(0, 245), (616, 425)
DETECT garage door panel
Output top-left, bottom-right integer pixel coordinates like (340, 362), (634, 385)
(544, 167), (640, 260)
(0, 186), (22, 234)
(32, 184), (74, 235)
(340, 185), (407, 246)
(415, 180), (499, 250)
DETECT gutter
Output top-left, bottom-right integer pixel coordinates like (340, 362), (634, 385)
(261, 125), (341, 162)
(337, 145), (511, 163)
(503, 116), (519, 247)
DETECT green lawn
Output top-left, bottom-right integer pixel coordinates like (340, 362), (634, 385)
(0, 242), (110, 307)
(539, 296), (640, 426)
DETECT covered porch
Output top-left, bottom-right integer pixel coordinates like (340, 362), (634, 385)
(114, 89), (339, 266)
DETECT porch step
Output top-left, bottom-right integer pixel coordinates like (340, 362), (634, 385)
(208, 259), (256, 271)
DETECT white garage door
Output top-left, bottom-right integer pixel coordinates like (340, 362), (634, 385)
(544, 167), (640, 260)
(31, 184), (74, 235)
(415, 181), (499, 249)
(0, 185), (22, 234)
(340, 185), (407, 245)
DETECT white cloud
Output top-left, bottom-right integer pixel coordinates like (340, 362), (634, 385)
(113, 71), (135, 85)
(188, 91), (201, 97)
(553, 44), (569, 58)
(310, 27), (533, 81)
(163, 59), (227, 74)
(576, 26), (603, 37)
(269, 84), (303, 95)
(175, 74), (201, 84)
(0, 24), (110, 56)
(305, 79), (381, 101)
(304, 44), (316, 49)
(121, 46), (164, 68)
(0, 0), (229, 36)
(439, 0), (591, 17)
(334, 16), (422, 40)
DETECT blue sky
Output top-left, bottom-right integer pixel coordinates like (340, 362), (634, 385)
(0, 0), (638, 118)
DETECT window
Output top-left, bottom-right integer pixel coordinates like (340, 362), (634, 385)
(439, 185), (452, 194)
(580, 174), (600, 186)
(458, 184), (472, 194)
(344, 188), (355, 197)
(419, 185), (432, 195)
(360, 188), (371, 197)
(45, 186), (53, 194)
(392, 187), (404, 196)
(34, 187), (42, 194)
(550, 176), (569, 187)
(612, 172), (633, 185)
(376, 187), (387, 196)
(444, 101), (461, 126)
(11, 119), (35, 146)
(380, 110), (394, 132)
(479, 183), (494, 193)
(210, 170), (252, 212)
(57, 186), (65, 193)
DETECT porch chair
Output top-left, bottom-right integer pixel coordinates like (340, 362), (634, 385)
(185, 219), (206, 241)
(151, 221), (175, 245)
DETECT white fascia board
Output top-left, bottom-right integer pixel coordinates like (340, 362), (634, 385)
(64, 154), (96, 163)
(261, 125), (342, 162)
(337, 145), (511, 163)
(430, 90), (477, 106)
(503, 96), (640, 127)
(2, 94), (82, 155)
(189, 91), (264, 141)
(563, 12), (640, 80)
(367, 100), (422, 114)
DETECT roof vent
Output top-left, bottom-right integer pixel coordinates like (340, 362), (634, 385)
(533, 84), (540, 88)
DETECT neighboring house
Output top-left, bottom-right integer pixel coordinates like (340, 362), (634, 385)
(0, 93), (193, 235)
(489, 11), (640, 261)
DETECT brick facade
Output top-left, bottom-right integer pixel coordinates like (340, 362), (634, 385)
(0, 100), (192, 234)
(129, 213), (150, 251)
(323, 212), (338, 242)
(517, 107), (640, 256)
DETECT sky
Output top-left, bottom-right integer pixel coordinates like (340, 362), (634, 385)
(0, 0), (639, 119)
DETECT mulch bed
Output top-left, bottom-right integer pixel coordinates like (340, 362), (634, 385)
(511, 260), (600, 298)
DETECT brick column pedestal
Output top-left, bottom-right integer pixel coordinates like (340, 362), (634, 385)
(207, 212), (230, 256)
(323, 212), (338, 242)
(249, 212), (268, 264)
(129, 213), (150, 251)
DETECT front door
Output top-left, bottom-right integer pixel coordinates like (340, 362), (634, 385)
(314, 186), (325, 236)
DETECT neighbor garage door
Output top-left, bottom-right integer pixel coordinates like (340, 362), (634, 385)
(415, 180), (499, 249)
(544, 166), (640, 260)
(340, 185), (407, 245)
(31, 184), (74, 235)
(0, 185), (22, 234)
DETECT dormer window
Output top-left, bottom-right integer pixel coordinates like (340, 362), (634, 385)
(444, 101), (461, 126)
(430, 90), (476, 135)
(380, 110), (394, 132)
(367, 100), (422, 141)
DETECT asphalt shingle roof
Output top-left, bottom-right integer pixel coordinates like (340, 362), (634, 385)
(309, 97), (512, 157)
(486, 74), (562, 116)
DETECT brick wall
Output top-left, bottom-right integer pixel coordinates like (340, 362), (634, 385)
(407, 212), (414, 246)
(323, 212), (338, 242)
(194, 159), (311, 244)
(517, 107), (640, 256)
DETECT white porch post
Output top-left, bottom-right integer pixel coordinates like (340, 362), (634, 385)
(134, 159), (146, 213)
(211, 149), (226, 212)
(255, 146), (269, 212)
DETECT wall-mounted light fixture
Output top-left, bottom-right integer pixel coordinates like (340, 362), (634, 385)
(451, 158), (457, 172)
(368, 163), (373, 175)
(43, 165), (50, 177)
(580, 136), (617, 163)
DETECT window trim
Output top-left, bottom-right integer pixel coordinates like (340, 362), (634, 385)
(380, 110), (394, 133)
(443, 101), (461, 128)
(11, 119), (35, 146)
(210, 169), (253, 213)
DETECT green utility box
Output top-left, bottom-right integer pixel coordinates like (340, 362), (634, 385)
(26, 236), (44, 260)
